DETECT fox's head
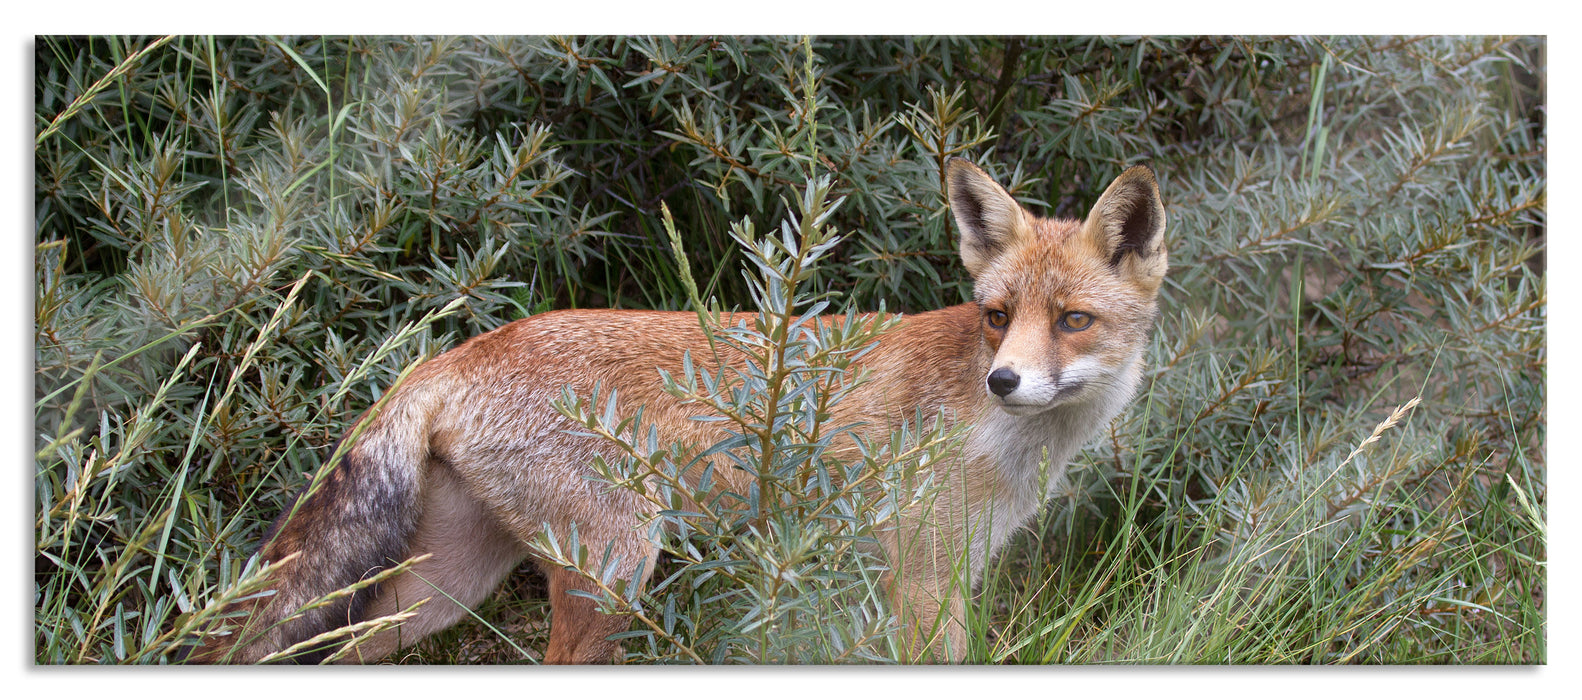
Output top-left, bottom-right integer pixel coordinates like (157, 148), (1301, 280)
(947, 158), (1167, 417)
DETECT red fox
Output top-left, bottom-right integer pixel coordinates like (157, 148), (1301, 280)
(185, 157), (1167, 664)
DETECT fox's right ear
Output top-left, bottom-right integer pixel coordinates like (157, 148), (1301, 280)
(947, 158), (1034, 278)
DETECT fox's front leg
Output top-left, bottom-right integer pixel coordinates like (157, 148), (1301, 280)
(892, 573), (968, 663)
(885, 515), (972, 663)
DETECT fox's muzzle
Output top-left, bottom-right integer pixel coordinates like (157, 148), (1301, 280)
(986, 367), (1020, 397)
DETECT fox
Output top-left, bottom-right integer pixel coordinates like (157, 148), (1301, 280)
(184, 157), (1167, 664)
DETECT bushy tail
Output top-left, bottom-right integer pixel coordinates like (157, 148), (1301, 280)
(185, 391), (436, 664)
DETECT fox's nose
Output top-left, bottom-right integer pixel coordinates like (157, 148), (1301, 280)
(987, 367), (1021, 397)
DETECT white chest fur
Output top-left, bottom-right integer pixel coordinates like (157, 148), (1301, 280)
(962, 361), (1142, 577)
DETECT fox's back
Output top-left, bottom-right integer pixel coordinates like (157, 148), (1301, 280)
(388, 306), (989, 486)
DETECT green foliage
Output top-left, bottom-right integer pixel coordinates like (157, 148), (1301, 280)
(545, 173), (957, 663)
(35, 35), (1543, 664)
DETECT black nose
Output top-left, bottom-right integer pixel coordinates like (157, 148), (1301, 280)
(987, 368), (1020, 397)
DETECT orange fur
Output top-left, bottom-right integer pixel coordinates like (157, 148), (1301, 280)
(185, 158), (1167, 664)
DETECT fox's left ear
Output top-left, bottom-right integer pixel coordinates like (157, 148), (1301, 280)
(1082, 165), (1168, 287)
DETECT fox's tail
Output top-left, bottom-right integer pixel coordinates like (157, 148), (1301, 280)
(184, 386), (440, 664)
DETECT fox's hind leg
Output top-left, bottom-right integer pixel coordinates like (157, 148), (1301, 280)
(449, 438), (664, 664)
(541, 564), (641, 664)
(346, 463), (527, 663)
(520, 473), (661, 664)
(538, 521), (660, 664)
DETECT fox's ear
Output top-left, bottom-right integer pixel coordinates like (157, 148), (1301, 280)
(1082, 165), (1167, 286)
(947, 158), (1034, 278)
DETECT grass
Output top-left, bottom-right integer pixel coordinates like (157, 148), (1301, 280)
(370, 382), (1544, 666)
(33, 35), (1544, 666)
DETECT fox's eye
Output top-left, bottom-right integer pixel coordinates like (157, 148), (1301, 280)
(986, 309), (1010, 328)
(1060, 311), (1093, 331)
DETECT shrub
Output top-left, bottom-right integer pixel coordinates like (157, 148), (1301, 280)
(34, 35), (1543, 664)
